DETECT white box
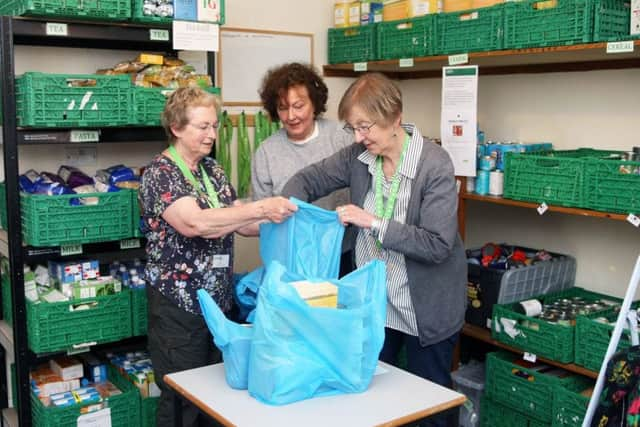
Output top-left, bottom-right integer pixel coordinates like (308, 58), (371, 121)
(632, 0), (640, 35)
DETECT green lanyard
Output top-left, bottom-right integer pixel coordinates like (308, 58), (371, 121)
(375, 133), (410, 222)
(168, 145), (220, 209)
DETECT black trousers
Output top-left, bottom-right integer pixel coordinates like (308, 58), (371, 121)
(147, 286), (222, 427)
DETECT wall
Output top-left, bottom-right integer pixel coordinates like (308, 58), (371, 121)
(4, 1), (638, 296)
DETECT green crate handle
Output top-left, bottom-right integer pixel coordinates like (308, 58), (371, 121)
(394, 21), (415, 30)
(343, 28), (364, 37)
(530, 0), (559, 11)
(458, 11), (480, 22)
(66, 78), (97, 87)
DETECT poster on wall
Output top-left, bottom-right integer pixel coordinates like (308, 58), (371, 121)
(440, 65), (478, 177)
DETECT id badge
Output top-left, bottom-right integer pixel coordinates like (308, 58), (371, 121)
(212, 254), (230, 268)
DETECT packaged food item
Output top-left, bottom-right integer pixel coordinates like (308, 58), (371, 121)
(290, 281), (339, 308)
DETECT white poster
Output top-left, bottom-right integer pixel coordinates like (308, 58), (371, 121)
(440, 65), (478, 177)
(77, 407), (111, 427)
(173, 21), (220, 52)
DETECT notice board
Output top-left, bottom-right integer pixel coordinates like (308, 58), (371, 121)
(218, 27), (313, 106)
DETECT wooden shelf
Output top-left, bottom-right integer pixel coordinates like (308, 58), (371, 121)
(462, 323), (598, 379)
(462, 193), (630, 221)
(323, 40), (640, 79)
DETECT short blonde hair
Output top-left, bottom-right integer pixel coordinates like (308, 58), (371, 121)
(338, 73), (402, 127)
(161, 87), (221, 143)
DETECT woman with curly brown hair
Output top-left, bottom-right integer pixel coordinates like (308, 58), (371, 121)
(251, 62), (352, 212)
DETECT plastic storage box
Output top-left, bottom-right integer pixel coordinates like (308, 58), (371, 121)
(452, 360), (485, 427)
(465, 245), (576, 329)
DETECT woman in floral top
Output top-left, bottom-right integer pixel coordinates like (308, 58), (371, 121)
(140, 87), (297, 427)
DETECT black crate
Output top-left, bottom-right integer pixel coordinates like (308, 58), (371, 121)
(465, 245), (576, 328)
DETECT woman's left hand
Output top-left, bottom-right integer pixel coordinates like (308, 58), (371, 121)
(336, 204), (375, 228)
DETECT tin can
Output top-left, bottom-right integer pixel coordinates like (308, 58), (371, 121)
(474, 170), (490, 195)
(479, 155), (495, 171)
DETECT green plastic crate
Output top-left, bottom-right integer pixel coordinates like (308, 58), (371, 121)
(0, 0), (130, 21)
(142, 396), (159, 427)
(584, 156), (640, 214)
(31, 365), (140, 427)
(27, 289), (132, 354)
(485, 351), (592, 423)
(131, 287), (147, 336)
(132, 86), (220, 126)
(593, 0), (640, 41)
(492, 287), (621, 363)
(16, 72), (132, 128)
(574, 305), (637, 371)
(18, 188), (133, 247)
(551, 382), (592, 427)
(503, 148), (621, 208)
(377, 15), (434, 60)
(435, 5), (504, 55)
(130, 0), (172, 25)
(1, 257), (12, 327)
(481, 397), (529, 427)
(328, 25), (378, 64)
(503, 0), (594, 49)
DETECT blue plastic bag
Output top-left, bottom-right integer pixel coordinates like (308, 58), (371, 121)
(235, 198), (345, 321)
(247, 259), (387, 405)
(259, 197), (345, 279)
(197, 289), (253, 390)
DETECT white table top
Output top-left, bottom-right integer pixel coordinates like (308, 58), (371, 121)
(164, 362), (466, 427)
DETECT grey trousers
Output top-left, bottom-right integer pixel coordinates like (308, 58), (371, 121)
(147, 286), (222, 427)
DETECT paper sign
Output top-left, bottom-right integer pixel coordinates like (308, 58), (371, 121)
(173, 20), (219, 51)
(150, 29), (170, 41)
(523, 352), (537, 363)
(627, 213), (640, 227)
(537, 202), (549, 215)
(77, 407), (112, 427)
(353, 62), (368, 72)
(448, 53), (469, 66)
(606, 41), (634, 54)
(46, 23), (68, 37)
(399, 58), (414, 67)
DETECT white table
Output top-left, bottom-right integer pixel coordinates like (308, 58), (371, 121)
(164, 362), (466, 427)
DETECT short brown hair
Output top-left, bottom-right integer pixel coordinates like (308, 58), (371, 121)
(259, 62), (328, 121)
(161, 87), (221, 144)
(338, 73), (402, 127)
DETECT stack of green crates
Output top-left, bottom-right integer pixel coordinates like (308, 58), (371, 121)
(16, 73), (132, 128)
(0, 0), (131, 21)
(27, 289), (132, 354)
(492, 287), (621, 363)
(377, 15), (434, 59)
(327, 25), (378, 64)
(435, 5), (504, 55)
(503, 0), (594, 49)
(485, 351), (592, 424)
(31, 365), (140, 427)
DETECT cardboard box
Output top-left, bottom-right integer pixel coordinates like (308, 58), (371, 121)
(174, 0), (197, 21)
(50, 357), (83, 381)
(291, 281), (339, 308)
(197, 0), (222, 23)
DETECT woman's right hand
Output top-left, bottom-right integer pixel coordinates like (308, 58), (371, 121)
(260, 197), (298, 223)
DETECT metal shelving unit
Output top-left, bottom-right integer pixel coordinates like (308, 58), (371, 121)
(0, 15), (216, 426)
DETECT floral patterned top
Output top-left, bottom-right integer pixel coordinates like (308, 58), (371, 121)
(140, 154), (236, 315)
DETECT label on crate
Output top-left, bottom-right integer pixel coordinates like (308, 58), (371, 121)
(399, 58), (414, 68)
(77, 406), (111, 427)
(46, 23), (68, 37)
(60, 244), (83, 257)
(353, 62), (368, 72)
(150, 29), (170, 41)
(627, 214), (640, 227)
(120, 238), (141, 250)
(523, 352), (537, 363)
(448, 53), (469, 66)
(606, 41), (634, 54)
(70, 130), (100, 143)
(537, 202), (549, 215)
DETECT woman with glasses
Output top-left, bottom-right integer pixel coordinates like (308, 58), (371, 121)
(282, 73), (466, 427)
(139, 87), (297, 427)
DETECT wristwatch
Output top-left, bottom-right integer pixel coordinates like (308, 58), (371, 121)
(370, 217), (382, 238)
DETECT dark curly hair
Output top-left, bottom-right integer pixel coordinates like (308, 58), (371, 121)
(259, 62), (328, 122)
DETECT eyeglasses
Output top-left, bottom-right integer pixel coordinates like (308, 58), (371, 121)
(189, 122), (219, 132)
(343, 122), (376, 135)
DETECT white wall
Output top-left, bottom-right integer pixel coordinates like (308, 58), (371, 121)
(5, 1), (639, 297)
